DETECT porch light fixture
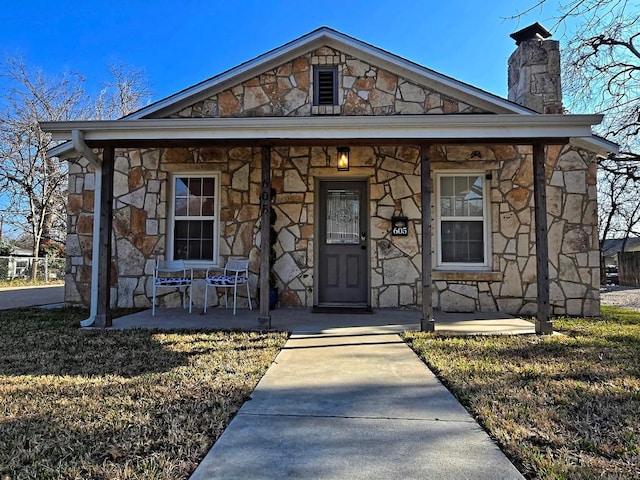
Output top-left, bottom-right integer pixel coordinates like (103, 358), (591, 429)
(337, 146), (350, 171)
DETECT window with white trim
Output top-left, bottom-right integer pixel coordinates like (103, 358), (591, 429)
(169, 174), (219, 263)
(436, 172), (490, 268)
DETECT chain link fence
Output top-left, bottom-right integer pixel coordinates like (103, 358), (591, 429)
(0, 256), (65, 283)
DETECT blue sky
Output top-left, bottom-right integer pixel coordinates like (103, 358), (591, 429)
(0, 0), (577, 240)
(0, 0), (573, 102)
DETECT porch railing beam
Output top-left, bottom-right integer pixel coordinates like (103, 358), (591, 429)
(532, 142), (553, 334)
(258, 146), (272, 328)
(420, 144), (435, 332)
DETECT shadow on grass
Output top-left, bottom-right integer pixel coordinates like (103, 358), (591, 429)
(1, 377), (522, 479)
(0, 355), (263, 479)
(0, 307), (280, 378)
(1, 307), (287, 479)
(0, 307), (196, 377)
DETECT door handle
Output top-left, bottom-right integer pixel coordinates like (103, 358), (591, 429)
(360, 231), (367, 241)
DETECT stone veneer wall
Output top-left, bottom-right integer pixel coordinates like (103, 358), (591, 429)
(269, 145), (424, 308)
(65, 142), (599, 316)
(170, 47), (485, 118)
(266, 144), (599, 315)
(66, 146), (264, 310)
(429, 144), (599, 316)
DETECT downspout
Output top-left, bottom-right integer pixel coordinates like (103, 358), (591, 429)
(71, 130), (102, 328)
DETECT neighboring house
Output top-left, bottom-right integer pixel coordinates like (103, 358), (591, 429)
(0, 247), (33, 280)
(42, 24), (617, 332)
(602, 237), (640, 286)
(10, 247), (33, 257)
(601, 238), (640, 266)
(0, 247), (65, 281)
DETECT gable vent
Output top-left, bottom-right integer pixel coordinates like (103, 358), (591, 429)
(314, 66), (337, 105)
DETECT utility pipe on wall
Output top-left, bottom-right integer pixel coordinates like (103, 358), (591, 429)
(71, 130), (102, 328)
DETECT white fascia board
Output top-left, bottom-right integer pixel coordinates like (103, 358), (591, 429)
(41, 114), (604, 142)
(570, 136), (619, 157)
(48, 141), (74, 159)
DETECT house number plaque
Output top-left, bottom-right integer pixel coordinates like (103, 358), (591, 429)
(391, 216), (409, 236)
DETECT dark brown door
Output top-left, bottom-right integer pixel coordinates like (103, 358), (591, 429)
(318, 180), (369, 306)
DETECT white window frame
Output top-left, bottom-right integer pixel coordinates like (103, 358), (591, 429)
(435, 171), (491, 270)
(167, 172), (221, 268)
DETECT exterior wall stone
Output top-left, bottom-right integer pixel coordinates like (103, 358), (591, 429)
(65, 143), (599, 317)
(171, 47), (486, 118)
(430, 143), (599, 316)
(66, 156), (95, 306)
(508, 38), (563, 114)
(66, 147), (264, 310)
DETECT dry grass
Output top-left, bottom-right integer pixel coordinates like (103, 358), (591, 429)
(405, 306), (640, 479)
(0, 279), (64, 288)
(0, 307), (287, 479)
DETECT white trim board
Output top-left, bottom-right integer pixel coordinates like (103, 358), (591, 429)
(43, 114), (604, 145)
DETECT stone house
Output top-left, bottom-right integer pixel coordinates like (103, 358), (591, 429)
(43, 24), (617, 332)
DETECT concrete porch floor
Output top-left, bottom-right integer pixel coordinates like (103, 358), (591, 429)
(108, 305), (537, 335)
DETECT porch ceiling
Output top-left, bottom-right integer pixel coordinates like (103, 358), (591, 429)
(42, 114), (608, 156)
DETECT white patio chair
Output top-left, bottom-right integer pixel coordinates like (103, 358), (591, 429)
(152, 259), (193, 316)
(204, 259), (252, 315)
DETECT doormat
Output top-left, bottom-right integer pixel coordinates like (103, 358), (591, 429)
(312, 306), (373, 314)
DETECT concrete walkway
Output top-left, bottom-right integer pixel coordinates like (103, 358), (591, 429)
(190, 326), (525, 479)
(0, 284), (64, 310)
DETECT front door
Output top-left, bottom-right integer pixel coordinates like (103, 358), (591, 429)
(318, 180), (369, 306)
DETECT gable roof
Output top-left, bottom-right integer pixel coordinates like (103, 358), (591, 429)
(128, 26), (533, 120)
(46, 26), (617, 158)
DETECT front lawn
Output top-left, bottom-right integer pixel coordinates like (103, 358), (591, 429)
(0, 307), (287, 479)
(405, 306), (640, 479)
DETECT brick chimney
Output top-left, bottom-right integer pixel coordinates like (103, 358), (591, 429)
(508, 22), (563, 114)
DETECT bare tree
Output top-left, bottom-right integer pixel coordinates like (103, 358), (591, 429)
(596, 157), (640, 278)
(511, 1), (640, 273)
(561, 1), (639, 156)
(511, 0), (640, 155)
(0, 57), (152, 277)
(0, 57), (88, 270)
(598, 159), (627, 245)
(94, 63), (152, 119)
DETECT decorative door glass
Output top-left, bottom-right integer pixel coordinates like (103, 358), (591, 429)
(326, 189), (360, 244)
